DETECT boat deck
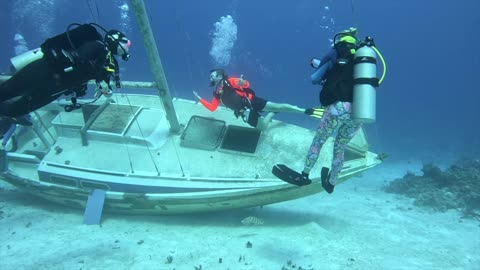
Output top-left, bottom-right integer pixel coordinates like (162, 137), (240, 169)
(12, 94), (347, 181)
(1, 94), (380, 214)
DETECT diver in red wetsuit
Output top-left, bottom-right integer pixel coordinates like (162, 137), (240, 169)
(193, 69), (324, 130)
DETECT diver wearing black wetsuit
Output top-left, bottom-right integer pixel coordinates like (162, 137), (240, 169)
(0, 24), (131, 118)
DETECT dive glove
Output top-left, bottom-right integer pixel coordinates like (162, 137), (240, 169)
(96, 81), (113, 97)
(192, 91), (201, 100)
(304, 107), (325, 119)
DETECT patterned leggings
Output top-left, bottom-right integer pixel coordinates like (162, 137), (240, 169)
(304, 101), (362, 185)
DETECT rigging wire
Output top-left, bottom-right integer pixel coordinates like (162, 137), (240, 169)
(120, 93), (162, 176)
(33, 111), (56, 144)
(119, 1), (183, 176)
(171, 137), (185, 177)
(350, 0), (359, 28)
(123, 92), (186, 177)
(85, 0), (100, 23)
(108, 95), (136, 174)
(117, 90), (185, 176)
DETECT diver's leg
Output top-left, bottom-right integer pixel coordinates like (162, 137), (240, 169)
(0, 97), (32, 117)
(0, 59), (50, 102)
(0, 90), (59, 118)
(0, 58), (62, 117)
(263, 101), (305, 113)
(0, 96), (37, 117)
(255, 112), (276, 131)
(328, 113), (362, 185)
(302, 108), (338, 174)
(0, 75), (26, 102)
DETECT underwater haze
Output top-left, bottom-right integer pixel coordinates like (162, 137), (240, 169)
(0, 0), (479, 269)
(0, 0), (479, 164)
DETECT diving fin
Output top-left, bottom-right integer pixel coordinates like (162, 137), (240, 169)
(321, 167), (334, 194)
(12, 114), (33, 126)
(304, 107), (325, 119)
(0, 114), (32, 126)
(272, 164), (311, 186)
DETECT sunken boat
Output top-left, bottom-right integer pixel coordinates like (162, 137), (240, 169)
(0, 0), (382, 219)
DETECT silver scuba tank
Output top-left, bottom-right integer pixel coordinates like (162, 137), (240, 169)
(352, 43), (378, 123)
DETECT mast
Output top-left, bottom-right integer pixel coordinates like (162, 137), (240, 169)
(130, 0), (181, 133)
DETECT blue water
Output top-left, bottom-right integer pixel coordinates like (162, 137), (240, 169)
(0, 1), (479, 269)
(0, 0), (478, 159)
(0, 0), (480, 269)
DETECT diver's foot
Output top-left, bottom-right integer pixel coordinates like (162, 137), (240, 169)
(297, 171), (312, 186)
(287, 171), (311, 186)
(321, 167), (334, 194)
(272, 164), (312, 186)
(12, 115), (33, 126)
(0, 114), (33, 126)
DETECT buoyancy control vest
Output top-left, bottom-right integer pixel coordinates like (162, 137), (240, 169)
(41, 23), (122, 89)
(221, 77), (252, 98)
(216, 77), (254, 112)
(319, 41), (356, 106)
(41, 24), (103, 72)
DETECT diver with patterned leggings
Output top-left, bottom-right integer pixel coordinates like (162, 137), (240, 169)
(273, 27), (383, 192)
(304, 102), (361, 193)
(301, 27), (363, 194)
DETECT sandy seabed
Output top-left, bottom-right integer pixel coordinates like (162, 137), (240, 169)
(1, 160), (479, 270)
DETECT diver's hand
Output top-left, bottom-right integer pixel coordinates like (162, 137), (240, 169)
(193, 91), (201, 100)
(304, 107), (325, 119)
(96, 81), (113, 98)
(102, 89), (113, 98)
(97, 81), (110, 90)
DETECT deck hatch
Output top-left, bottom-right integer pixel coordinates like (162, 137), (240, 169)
(181, 116), (226, 150)
(85, 104), (141, 134)
(220, 125), (261, 154)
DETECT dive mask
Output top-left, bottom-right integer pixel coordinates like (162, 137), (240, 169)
(209, 69), (223, 86)
(117, 37), (131, 61)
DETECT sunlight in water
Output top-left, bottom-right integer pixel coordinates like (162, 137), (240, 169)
(12, 0), (56, 38)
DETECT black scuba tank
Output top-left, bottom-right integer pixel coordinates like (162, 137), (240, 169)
(40, 24), (103, 70)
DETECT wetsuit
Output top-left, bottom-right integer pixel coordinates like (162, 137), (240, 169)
(0, 40), (115, 117)
(305, 43), (362, 186)
(199, 77), (267, 127)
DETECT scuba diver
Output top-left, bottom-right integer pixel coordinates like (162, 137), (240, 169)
(0, 23), (131, 148)
(0, 23), (131, 118)
(273, 27), (386, 193)
(193, 69), (324, 130)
